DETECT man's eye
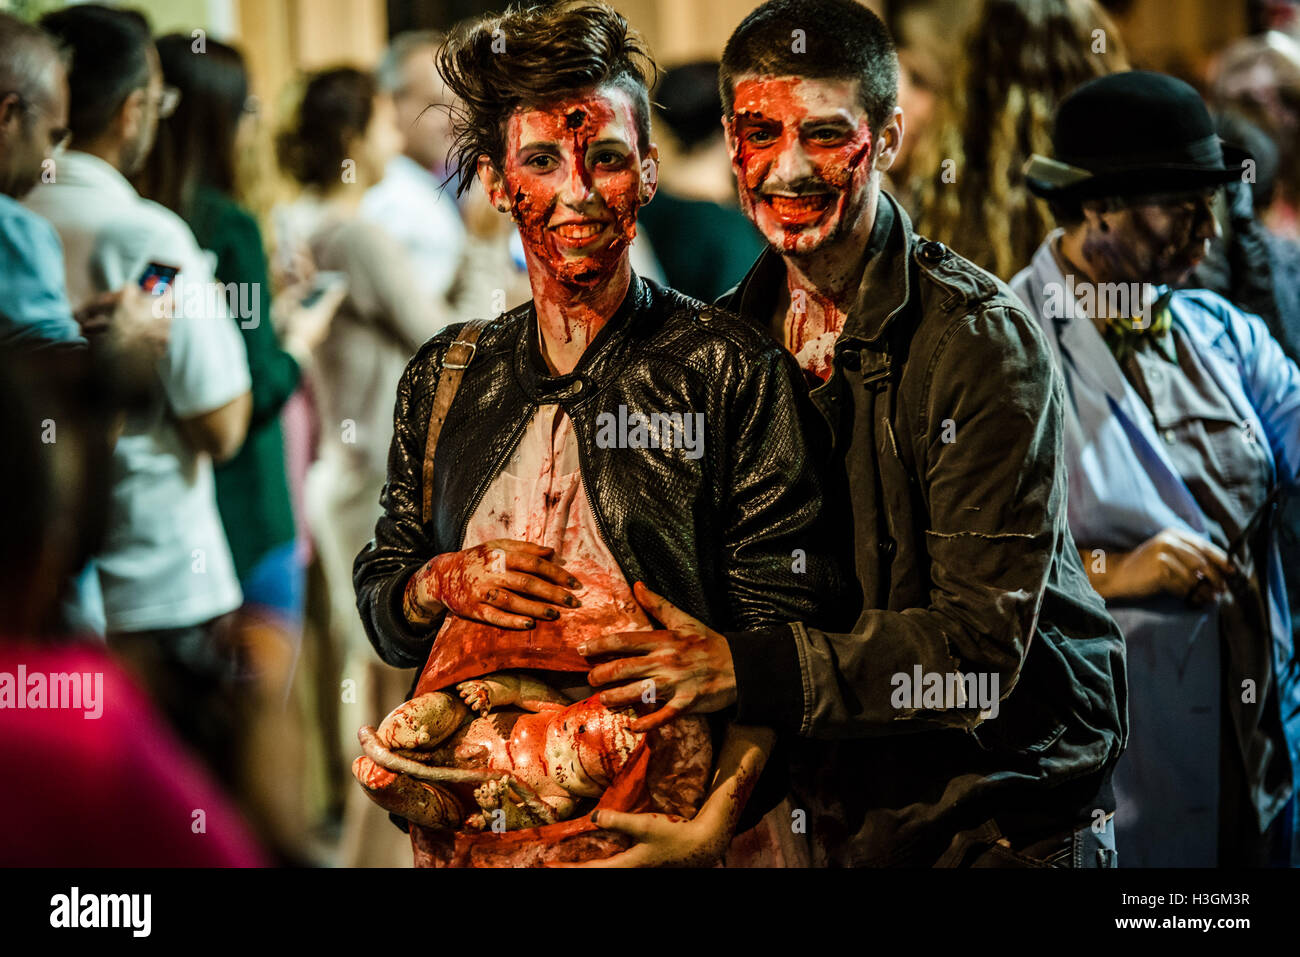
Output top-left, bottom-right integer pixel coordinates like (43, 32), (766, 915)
(745, 130), (776, 145)
(592, 150), (627, 167)
(807, 128), (848, 143)
(526, 154), (557, 171)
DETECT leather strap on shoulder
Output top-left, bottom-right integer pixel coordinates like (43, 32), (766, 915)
(421, 318), (490, 524)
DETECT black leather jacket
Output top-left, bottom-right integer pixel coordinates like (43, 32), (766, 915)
(353, 274), (845, 671)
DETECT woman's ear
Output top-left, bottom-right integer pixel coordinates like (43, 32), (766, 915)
(476, 155), (510, 212)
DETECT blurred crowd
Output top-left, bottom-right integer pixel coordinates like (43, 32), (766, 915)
(3, 0), (1300, 867)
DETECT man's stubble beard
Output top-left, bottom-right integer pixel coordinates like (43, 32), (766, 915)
(120, 116), (158, 178)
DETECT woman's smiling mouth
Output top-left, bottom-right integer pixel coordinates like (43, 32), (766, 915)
(551, 221), (609, 246)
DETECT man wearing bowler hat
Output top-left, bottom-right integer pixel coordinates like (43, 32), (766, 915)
(1012, 70), (1300, 866)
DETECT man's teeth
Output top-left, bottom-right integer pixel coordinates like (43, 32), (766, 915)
(767, 195), (830, 212)
(555, 223), (604, 239)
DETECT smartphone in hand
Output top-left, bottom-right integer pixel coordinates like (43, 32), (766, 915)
(138, 261), (180, 295)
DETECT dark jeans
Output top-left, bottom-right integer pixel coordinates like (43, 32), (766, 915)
(936, 814), (1118, 868)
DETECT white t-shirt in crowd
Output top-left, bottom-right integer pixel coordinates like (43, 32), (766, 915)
(362, 154), (467, 313)
(25, 151), (250, 633)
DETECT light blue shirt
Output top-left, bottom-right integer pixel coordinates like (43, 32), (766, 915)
(0, 192), (85, 348)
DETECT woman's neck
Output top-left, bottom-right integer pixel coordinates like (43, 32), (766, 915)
(528, 254), (632, 376)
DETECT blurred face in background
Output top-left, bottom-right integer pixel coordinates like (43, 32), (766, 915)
(0, 57), (68, 199)
(726, 74), (879, 256)
(1082, 189), (1220, 286)
(118, 44), (166, 177)
(893, 47), (938, 181)
(394, 45), (455, 173)
(480, 83), (657, 288)
(358, 93), (405, 188)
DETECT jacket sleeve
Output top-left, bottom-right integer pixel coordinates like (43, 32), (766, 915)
(720, 343), (846, 633)
(727, 304), (1067, 739)
(1218, 295), (1300, 491)
(353, 336), (455, 668)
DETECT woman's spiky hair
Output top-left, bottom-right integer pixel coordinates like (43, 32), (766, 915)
(437, 1), (659, 196)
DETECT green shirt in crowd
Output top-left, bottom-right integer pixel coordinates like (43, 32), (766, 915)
(185, 185), (299, 582)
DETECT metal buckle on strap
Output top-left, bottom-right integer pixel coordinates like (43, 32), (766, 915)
(443, 339), (477, 370)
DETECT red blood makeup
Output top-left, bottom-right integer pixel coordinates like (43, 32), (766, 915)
(728, 76), (875, 255)
(501, 90), (644, 288)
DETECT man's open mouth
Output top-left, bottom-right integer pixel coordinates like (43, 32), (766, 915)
(763, 192), (833, 224)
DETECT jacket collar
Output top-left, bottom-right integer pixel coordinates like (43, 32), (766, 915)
(728, 190), (914, 349)
(1027, 231), (1136, 408)
(512, 270), (648, 403)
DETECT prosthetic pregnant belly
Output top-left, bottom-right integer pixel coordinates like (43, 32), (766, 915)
(352, 407), (712, 865)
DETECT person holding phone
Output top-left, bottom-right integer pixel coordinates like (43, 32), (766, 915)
(23, 6), (253, 785)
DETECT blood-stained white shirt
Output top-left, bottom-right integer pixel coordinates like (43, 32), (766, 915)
(459, 403), (651, 638)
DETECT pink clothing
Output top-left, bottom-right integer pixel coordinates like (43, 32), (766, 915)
(0, 641), (267, 866)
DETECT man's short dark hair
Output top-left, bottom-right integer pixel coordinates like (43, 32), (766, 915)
(39, 3), (152, 143)
(719, 0), (898, 133)
(437, 1), (658, 197)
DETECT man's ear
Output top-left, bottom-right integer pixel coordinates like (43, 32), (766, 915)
(638, 143), (659, 204)
(0, 92), (23, 140)
(118, 87), (146, 144)
(873, 106), (904, 172)
(476, 154), (510, 211)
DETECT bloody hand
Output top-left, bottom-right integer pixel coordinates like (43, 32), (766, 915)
(580, 581), (737, 732)
(404, 540), (581, 630)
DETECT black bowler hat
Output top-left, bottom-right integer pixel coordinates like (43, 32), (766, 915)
(1024, 70), (1250, 202)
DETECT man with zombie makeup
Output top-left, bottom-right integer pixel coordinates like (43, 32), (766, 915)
(352, 1), (843, 867)
(583, 0), (1128, 868)
(1012, 71), (1300, 867)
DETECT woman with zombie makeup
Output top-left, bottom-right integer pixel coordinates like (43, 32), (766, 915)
(351, 1), (846, 868)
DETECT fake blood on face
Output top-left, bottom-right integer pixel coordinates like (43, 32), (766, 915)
(728, 76), (874, 255)
(499, 90), (645, 343)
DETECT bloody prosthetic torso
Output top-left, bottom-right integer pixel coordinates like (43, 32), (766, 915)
(356, 403), (712, 866)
